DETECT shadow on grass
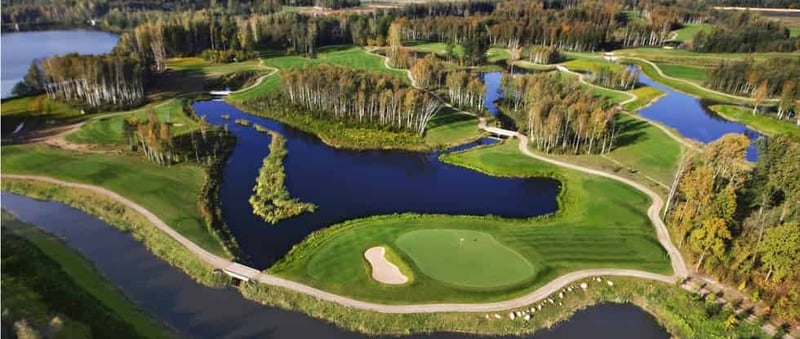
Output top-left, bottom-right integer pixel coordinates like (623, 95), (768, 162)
(613, 116), (649, 148)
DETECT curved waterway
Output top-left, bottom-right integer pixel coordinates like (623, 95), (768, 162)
(0, 30), (119, 98)
(637, 72), (762, 161)
(193, 101), (560, 267)
(1, 193), (670, 339)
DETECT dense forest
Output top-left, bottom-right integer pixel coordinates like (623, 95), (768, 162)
(693, 10), (800, 52)
(704, 57), (800, 104)
(501, 72), (619, 155)
(666, 134), (800, 322)
(278, 65), (440, 135)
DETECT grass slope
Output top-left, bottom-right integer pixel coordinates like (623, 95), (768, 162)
(2, 212), (171, 338)
(654, 63), (707, 83)
(0, 145), (226, 256)
(710, 105), (800, 137)
(270, 142), (670, 303)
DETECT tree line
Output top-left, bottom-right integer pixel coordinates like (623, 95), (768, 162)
(704, 57), (800, 109)
(18, 53), (144, 111)
(692, 10), (799, 52)
(409, 54), (487, 113)
(665, 133), (800, 322)
(278, 65), (440, 135)
(501, 72), (619, 155)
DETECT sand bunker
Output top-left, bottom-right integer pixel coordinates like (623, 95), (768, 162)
(364, 247), (408, 285)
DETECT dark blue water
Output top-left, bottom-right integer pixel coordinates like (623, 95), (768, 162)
(1, 193), (670, 339)
(193, 101), (560, 268)
(637, 73), (762, 161)
(480, 72), (503, 117)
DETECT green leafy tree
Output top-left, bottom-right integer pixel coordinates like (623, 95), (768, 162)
(757, 222), (800, 282)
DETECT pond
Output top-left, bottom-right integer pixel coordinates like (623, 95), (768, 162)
(638, 72), (762, 161)
(0, 30), (120, 98)
(1, 192), (671, 339)
(192, 100), (560, 268)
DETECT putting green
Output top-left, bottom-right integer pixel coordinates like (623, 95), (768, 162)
(395, 229), (536, 289)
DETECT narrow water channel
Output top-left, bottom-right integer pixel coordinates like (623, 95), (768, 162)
(193, 100), (560, 268)
(1, 192), (671, 339)
(638, 72), (762, 161)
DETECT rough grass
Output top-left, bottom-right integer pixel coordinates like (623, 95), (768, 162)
(1, 95), (84, 134)
(2, 212), (171, 338)
(269, 142), (671, 303)
(654, 63), (707, 83)
(396, 229), (537, 289)
(66, 99), (197, 144)
(0, 145), (227, 256)
(710, 105), (800, 137)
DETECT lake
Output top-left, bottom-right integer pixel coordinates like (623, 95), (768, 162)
(0, 30), (119, 98)
(193, 100), (560, 267)
(638, 72), (762, 161)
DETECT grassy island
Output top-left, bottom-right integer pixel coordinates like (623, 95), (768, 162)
(249, 129), (316, 224)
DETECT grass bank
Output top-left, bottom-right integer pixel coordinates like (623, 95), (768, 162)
(1, 212), (172, 338)
(1, 178), (229, 287)
(240, 275), (764, 337)
(623, 57), (753, 104)
(269, 142), (670, 303)
(1, 145), (228, 256)
(709, 105), (800, 137)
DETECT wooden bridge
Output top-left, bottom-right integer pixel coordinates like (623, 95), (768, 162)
(223, 263), (260, 282)
(484, 127), (518, 138)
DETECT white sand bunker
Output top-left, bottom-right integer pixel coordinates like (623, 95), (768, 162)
(364, 247), (408, 285)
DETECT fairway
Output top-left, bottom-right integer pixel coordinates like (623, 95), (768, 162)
(396, 229), (536, 289)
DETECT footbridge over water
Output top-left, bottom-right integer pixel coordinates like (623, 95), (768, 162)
(223, 263), (261, 282)
(484, 127), (518, 138)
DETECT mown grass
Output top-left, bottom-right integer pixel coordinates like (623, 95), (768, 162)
(672, 23), (712, 42)
(554, 68), (679, 187)
(270, 142), (671, 303)
(654, 63), (707, 83)
(623, 58), (753, 104)
(1, 145), (227, 256)
(423, 107), (483, 149)
(561, 54), (624, 73)
(165, 57), (263, 75)
(624, 86), (665, 111)
(66, 99), (198, 144)
(709, 105), (800, 137)
(396, 229), (537, 289)
(228, 47), (405, 102)
(1, 95), (84, 134)
(2, 212), (171, 338)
